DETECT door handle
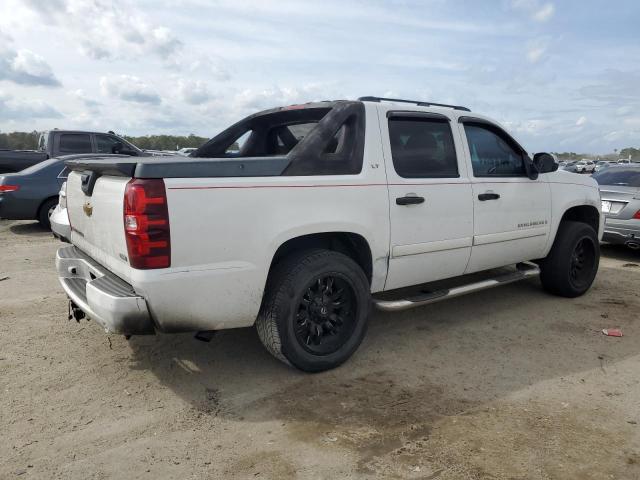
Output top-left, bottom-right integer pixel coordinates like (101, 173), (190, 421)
(396, 195), (425, 206)
(478, 193), (500, 201)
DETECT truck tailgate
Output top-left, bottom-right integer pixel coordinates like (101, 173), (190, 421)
(67, 171), (133, 283)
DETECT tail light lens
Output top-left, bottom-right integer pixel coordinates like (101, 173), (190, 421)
(124, 178), (171, 269)
(0, 185), (20, 192)
(634, 210), (640, 220)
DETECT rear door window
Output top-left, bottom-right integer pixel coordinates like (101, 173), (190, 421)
(388, 117), (459, 178)
(58, 134), (92, 154)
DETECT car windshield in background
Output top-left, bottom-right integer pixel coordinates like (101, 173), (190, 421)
(592, 167), (640, 187)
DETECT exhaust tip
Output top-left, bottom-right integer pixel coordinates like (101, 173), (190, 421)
(625, 241), (640, 250)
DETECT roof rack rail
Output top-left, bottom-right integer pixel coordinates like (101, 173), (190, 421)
(358, 96), (471, 112)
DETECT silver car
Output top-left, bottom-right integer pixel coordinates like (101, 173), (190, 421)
(593, 166), (640, 250)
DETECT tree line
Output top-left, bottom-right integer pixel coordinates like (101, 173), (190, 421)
(0, 131), (209, 151)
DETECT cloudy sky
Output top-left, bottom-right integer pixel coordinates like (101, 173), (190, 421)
(0, 0), (638, 153)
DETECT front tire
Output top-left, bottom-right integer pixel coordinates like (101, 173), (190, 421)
(540, 221), (599, 297)
(256, 249), (371, 372)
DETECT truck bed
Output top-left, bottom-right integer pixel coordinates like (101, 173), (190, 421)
(0, 149), (48, 173)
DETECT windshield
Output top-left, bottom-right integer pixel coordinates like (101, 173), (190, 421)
(592, 168), (640, 187)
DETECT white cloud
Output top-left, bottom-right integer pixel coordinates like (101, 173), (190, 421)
(576, 116), (587, 126)
(177, 79), (212, 105)
(0, 90), (62, 120)
(533, 3), (555, 22)
(623, 117), (640, 128)
(71, 89), (101, 110)
(527, 45), (546, 63)
(100, 75), (161, 105)
(616, 106), (633, 116)
(510, 0), (555, 22)
(183, 56), (231, 82)
(22, 0), (182, 62)
(0, 32), (60, 87)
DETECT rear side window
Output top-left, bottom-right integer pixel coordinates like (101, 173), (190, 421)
(388, 118), (459, 178)
(464, 124), (525, 177)
(59, 134), (92, 154)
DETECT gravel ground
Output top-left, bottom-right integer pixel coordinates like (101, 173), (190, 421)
(1, 219), (639, 479)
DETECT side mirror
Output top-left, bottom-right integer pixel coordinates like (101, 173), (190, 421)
(533, 152), (558, 174)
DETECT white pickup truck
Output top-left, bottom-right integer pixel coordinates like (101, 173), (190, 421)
(56, 97), (602, 372)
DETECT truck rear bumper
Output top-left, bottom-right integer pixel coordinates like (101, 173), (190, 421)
(56, 246), (155, 335)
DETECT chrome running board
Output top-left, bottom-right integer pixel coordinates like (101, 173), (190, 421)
(373, 262), (540, 312)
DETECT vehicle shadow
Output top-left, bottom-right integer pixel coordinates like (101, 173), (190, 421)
(126, 271), (640, 436)
(601, 243), (640, 263)
(9, 221), (50, 237)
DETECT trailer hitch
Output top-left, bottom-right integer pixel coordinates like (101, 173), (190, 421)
(68, 301), (86, 322)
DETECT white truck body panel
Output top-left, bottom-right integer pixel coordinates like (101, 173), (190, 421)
(67, 174), (133, 281)
(378, 105), (474, 290)
(62, 100), (603, 334)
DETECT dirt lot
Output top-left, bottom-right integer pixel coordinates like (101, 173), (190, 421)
(1, 219), (639, 479)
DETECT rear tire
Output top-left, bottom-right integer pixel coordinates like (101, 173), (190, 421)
(540, 221), (599, 297)
(256, 249), (371, 372)
(38, 198), (58, 230)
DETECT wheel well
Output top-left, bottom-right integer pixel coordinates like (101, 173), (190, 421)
(560, 205), (599, 232)
(38, 196), (58, 216)
(270, 232), (373, 285)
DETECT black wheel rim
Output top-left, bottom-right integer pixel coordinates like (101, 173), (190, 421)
(294, 275), (357, 355)
(569, 237), (596, 289)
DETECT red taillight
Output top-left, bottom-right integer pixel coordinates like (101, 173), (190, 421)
(634, 210), (640, 220)
(0, 185), (20, 192)
(124, 178), (170, 269)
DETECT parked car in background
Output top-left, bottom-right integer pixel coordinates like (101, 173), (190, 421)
(0, 154), (138, 228)
(594, 161), (612, 172)
(575, 159), (595, 173)
(560, 161), (578, 173)
(0, 130), (145, 174)
(593, 166), (640, 249)
(617, 159), (631, 165)
(56, 97), (602, 372)
(177, 147), (197, 156)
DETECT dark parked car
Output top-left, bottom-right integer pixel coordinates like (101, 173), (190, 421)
(0, 154), (133, 228)
(593, 166), (640, 250)
(0, 130), (144, 173)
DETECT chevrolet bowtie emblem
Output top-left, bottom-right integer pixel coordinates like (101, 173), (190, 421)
(83, 201), (93, 217)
